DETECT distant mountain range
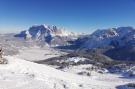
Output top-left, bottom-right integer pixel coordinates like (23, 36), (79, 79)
(15, 25), (135, 61)
(15, 25), (135, 49)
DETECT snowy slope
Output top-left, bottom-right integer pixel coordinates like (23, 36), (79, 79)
(0, 56), (134, 89)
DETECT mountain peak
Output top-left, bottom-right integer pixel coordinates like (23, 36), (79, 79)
(81, 26), (135, 48)
(14, 24), (79, 46)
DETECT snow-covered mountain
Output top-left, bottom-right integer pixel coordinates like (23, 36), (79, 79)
(13, 26), (135, 60)
(76, 27), (135, 60)
(15, 24), (79, 46)
(82, 27), (135, 48)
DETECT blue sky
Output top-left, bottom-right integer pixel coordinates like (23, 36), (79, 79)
(0, 0), (135, 33)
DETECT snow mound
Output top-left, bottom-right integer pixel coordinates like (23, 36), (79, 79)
(67, 57), (88, 63)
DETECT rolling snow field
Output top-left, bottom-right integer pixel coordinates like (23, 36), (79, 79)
(0, 56), (134, 89)
(0, 47), (134, 89)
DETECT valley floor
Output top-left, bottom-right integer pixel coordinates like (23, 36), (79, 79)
(15, 46), (67, 62)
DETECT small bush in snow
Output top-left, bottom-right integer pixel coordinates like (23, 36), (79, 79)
(78, 71), (91, 77)
(97, 70), (104, 74)
(87, 72), (91, 76)
(0, 58), (8, 64)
